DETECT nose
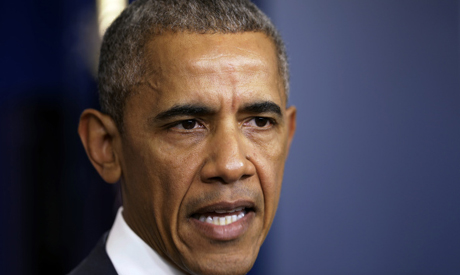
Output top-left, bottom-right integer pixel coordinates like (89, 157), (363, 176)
(200, 123), (255, 184)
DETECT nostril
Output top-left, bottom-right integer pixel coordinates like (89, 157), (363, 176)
(240, 174), (251, 181)
(205, 173), (252, 184)
(207, 176), (225, 183)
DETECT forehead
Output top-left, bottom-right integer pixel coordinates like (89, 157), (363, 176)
(147, 32), (276, 68)
(136, 32), (284, 113)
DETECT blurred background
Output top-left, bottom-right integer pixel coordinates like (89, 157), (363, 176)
(1, 0), (459, 274)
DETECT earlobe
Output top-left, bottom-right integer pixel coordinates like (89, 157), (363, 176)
(78, 109), (122, 183)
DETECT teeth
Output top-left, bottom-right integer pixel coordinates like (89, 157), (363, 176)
(198, 212), (246, 226)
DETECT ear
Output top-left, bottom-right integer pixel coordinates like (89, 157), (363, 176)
(285, 106), (297, 151)
(78, 109), (122, 183)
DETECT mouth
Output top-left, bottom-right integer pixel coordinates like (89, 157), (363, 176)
(192, 206), (250, 226)
(188, 201), (256, 240)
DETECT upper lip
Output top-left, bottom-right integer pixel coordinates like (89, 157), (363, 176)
(191, 200), (255, 215)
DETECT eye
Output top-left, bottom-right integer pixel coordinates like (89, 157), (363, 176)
(245, 117), (275, 128)
(254, 117), (269, 127)
(171, 119), (204, 130)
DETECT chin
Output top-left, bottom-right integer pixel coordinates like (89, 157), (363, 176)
(181, 249), (258, 275)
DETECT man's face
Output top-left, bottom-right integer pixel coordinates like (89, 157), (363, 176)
(118, 32), (296, 275)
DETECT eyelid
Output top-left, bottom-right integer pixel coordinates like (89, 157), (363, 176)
(243, 116), (277, 128)
(164, 116), (277, 130)
(168, 118), (206, 131)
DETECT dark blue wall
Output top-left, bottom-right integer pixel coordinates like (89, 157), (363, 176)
(0, 0), (118, 274)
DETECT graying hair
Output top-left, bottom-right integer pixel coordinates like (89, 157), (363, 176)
(98, 0), (289, 131)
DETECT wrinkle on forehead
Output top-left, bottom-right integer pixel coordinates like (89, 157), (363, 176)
(138, 32), (285, 110)
(145, 32), (277, 72)
(188, 54), (268, 77)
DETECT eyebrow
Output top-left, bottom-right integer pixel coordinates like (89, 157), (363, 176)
(153, 100), (282, 122)
(154, 104), (215, 121)
(241, 101), (282, 117)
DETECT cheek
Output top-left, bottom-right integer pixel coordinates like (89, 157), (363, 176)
(150, 139), (207, 210)
(251, 131), (288, 183)
(252, 134), (287, 204)
(154, 137), (204, 180)
(122, 135), (202, 215)
(247, 138), (286, 237)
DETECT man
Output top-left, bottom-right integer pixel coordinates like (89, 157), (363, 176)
(71, 0), (296, 274)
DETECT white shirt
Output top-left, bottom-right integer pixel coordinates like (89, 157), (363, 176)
(106, 207), (186, 275)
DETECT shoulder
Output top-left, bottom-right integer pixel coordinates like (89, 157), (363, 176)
(68, 232), (118, 275)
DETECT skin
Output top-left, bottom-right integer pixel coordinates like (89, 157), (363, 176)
(79, 32), (296, 275)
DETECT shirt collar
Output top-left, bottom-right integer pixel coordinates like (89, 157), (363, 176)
(106, 207), (186, 275)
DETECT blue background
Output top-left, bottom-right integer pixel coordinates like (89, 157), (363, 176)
(1, 0), (459, 274)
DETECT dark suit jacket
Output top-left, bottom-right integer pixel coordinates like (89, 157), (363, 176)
(68, 232), (118, 275)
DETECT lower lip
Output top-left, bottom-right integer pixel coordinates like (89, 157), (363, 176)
(190, 211), (255, 241)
